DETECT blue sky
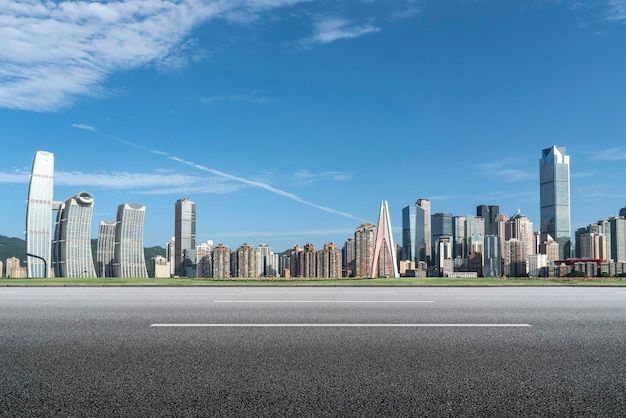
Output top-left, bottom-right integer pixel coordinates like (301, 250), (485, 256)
(1, 0), (626, 250)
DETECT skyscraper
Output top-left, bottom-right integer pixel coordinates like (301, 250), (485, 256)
(477, 205), (500, 236)
(342, 238), (356, 277)
(371, 201), (399, 278)
(401, 205), (416, 261)
(540, 146), (572, 258)
(415, 199), (431, 265)
(435, 237), (453, 276)
(505, 211), (535, 257)
(354, 224), (376, 277)
(431, 213), (453, 257)
(258, 244), (277, 278)
(302, 243), (317, 278)
(52, 193), (96, 278)
(452, 216), (466, 260)
(236, 243), (257, 278)
(113, 204), (148, 278)
(26, 151), (55, 278)
(317, 243), (342, 278)
(609, 217), (626, 262)
(174, 199), (196, 277)
(195, 241), (213, 278)
(212, 244), (231, 279)
(504, 239), (528, 277)
(483, 235), (501, 277)
(97, 221), (116, 278)
(166, 237), (175, 277)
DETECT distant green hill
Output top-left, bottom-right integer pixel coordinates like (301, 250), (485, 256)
(0, 235), (165, 266)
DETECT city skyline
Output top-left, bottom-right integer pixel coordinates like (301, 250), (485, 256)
(3, 1), (626, 248)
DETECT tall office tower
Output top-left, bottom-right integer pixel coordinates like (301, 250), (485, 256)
(415, 199), (432, 264)
(528, 254), (548, 277)
(195, 241), (213, 278)
(435, 237), (454, 276)
(431, 213), (453, 256)
(609, 217), (626, 262)
(236, 244), (257, 278)
(371, 201), (399, 278)
(6, 257), (25, 278)
(354, 224), (376, 277)
(452, 216), (467, 259)
(96, 221), (116, 277)
(579, 233), (607, 260)
(212, 244), (231, 279)
(52, 193), (96, 278)
(290, 245), (304, 277)
(504, 239), (528, 277)
(166, 237), (175, 277)
(342, 238), (356, 277)
(301, 243), (317, 278)
(26, 151), (55, 278)
(505, 212), (535, 256)
(477, 205), (500, 236)
(113, 204), (148, 278)
(316, 243), (342, 278)
(483, 235), (501, 277)
(540, 146), (572, 258)
(174, 199), (196, 277)
(258, 244), (276, 277)
(401, 205), (416, 261)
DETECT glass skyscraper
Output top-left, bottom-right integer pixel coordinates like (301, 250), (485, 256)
(26, 151), (55, 278)
(540, 146), (572, 258)
(175, 198), (196, 277)
(415, 199), (431, 265)
(431, 213), (453, 256)
(401, 205), (416, 261)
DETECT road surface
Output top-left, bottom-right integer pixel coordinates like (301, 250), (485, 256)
(0, 287), (624, 416)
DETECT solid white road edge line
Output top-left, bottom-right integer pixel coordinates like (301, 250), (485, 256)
(150, 324), (533, 328)
(212, 300), (436, 303)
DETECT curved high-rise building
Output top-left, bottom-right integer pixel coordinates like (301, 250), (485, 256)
(26, 151), (55, 278)
(52, 193), (96, 278)
(97, 221), (117, 277)
(113, 204), (148, 278)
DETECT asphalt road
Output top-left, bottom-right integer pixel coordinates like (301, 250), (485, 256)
(0, 287), (624, 417)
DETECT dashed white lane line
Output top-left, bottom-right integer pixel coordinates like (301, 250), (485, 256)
(151, 324), (532, 328)
(213, 300), (435, 303)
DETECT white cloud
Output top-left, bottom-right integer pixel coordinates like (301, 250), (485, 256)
(0, 0), (306, 111)
(606, 0), (626, 21)
(293, 169), (352, 186)
(200, 91), (271, 104)
(0, 168), (240, 195)
(306, 17), (380, 46)
(590, 147), (626, 161)
(475, 158), (536, 182)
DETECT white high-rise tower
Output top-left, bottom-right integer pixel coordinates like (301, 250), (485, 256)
(26, 151), (55, 278)
(371, 201), (400, 278)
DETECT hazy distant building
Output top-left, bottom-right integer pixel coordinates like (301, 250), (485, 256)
(539, 236), (561, 262)
(97, 221), (116, 278)
(415, 199), (432, 264)
(166, 237), (175, 277)
(151, 256), (170, 278)
(317, 243), (342, 278)
(504, 239), (528, 277)
(113, 204), (148, 278)
(26, 151), (55, 278)
(483, 235), (501, 277)
(302, 243), (317, 278)
(453, 216), (466, 259)
(52, 193), (96, 278)
(236, 244), (257, 278)
(528, 254), (548, 277)
(6, 257), (26, 278)
(609, 217), (626, 262)
(401, 205), (416, 261)
(540, 146), (572, 258)
(371, 201), (399, 278)
(505, 211), (535, 257)
(355, 224), (376, 277)
(465, 216), (485, 266)
(432, 213), (453, 258)
(477, 205), (500, 236)
(342, 238), (356, 277)
(620, 206), (626, 218)
(195, 241), (213, 278)
(258, 244), (277, 278)
(174, 199), (196, 277)
(212, 244), (231, 279)
(579, 233), (607, 261)
(435, 237), (454, 276)
(290, 245), (304, 278)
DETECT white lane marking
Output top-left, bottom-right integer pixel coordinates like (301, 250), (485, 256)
(151, 323), (532, 328)
(213, 300), (435, 303)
